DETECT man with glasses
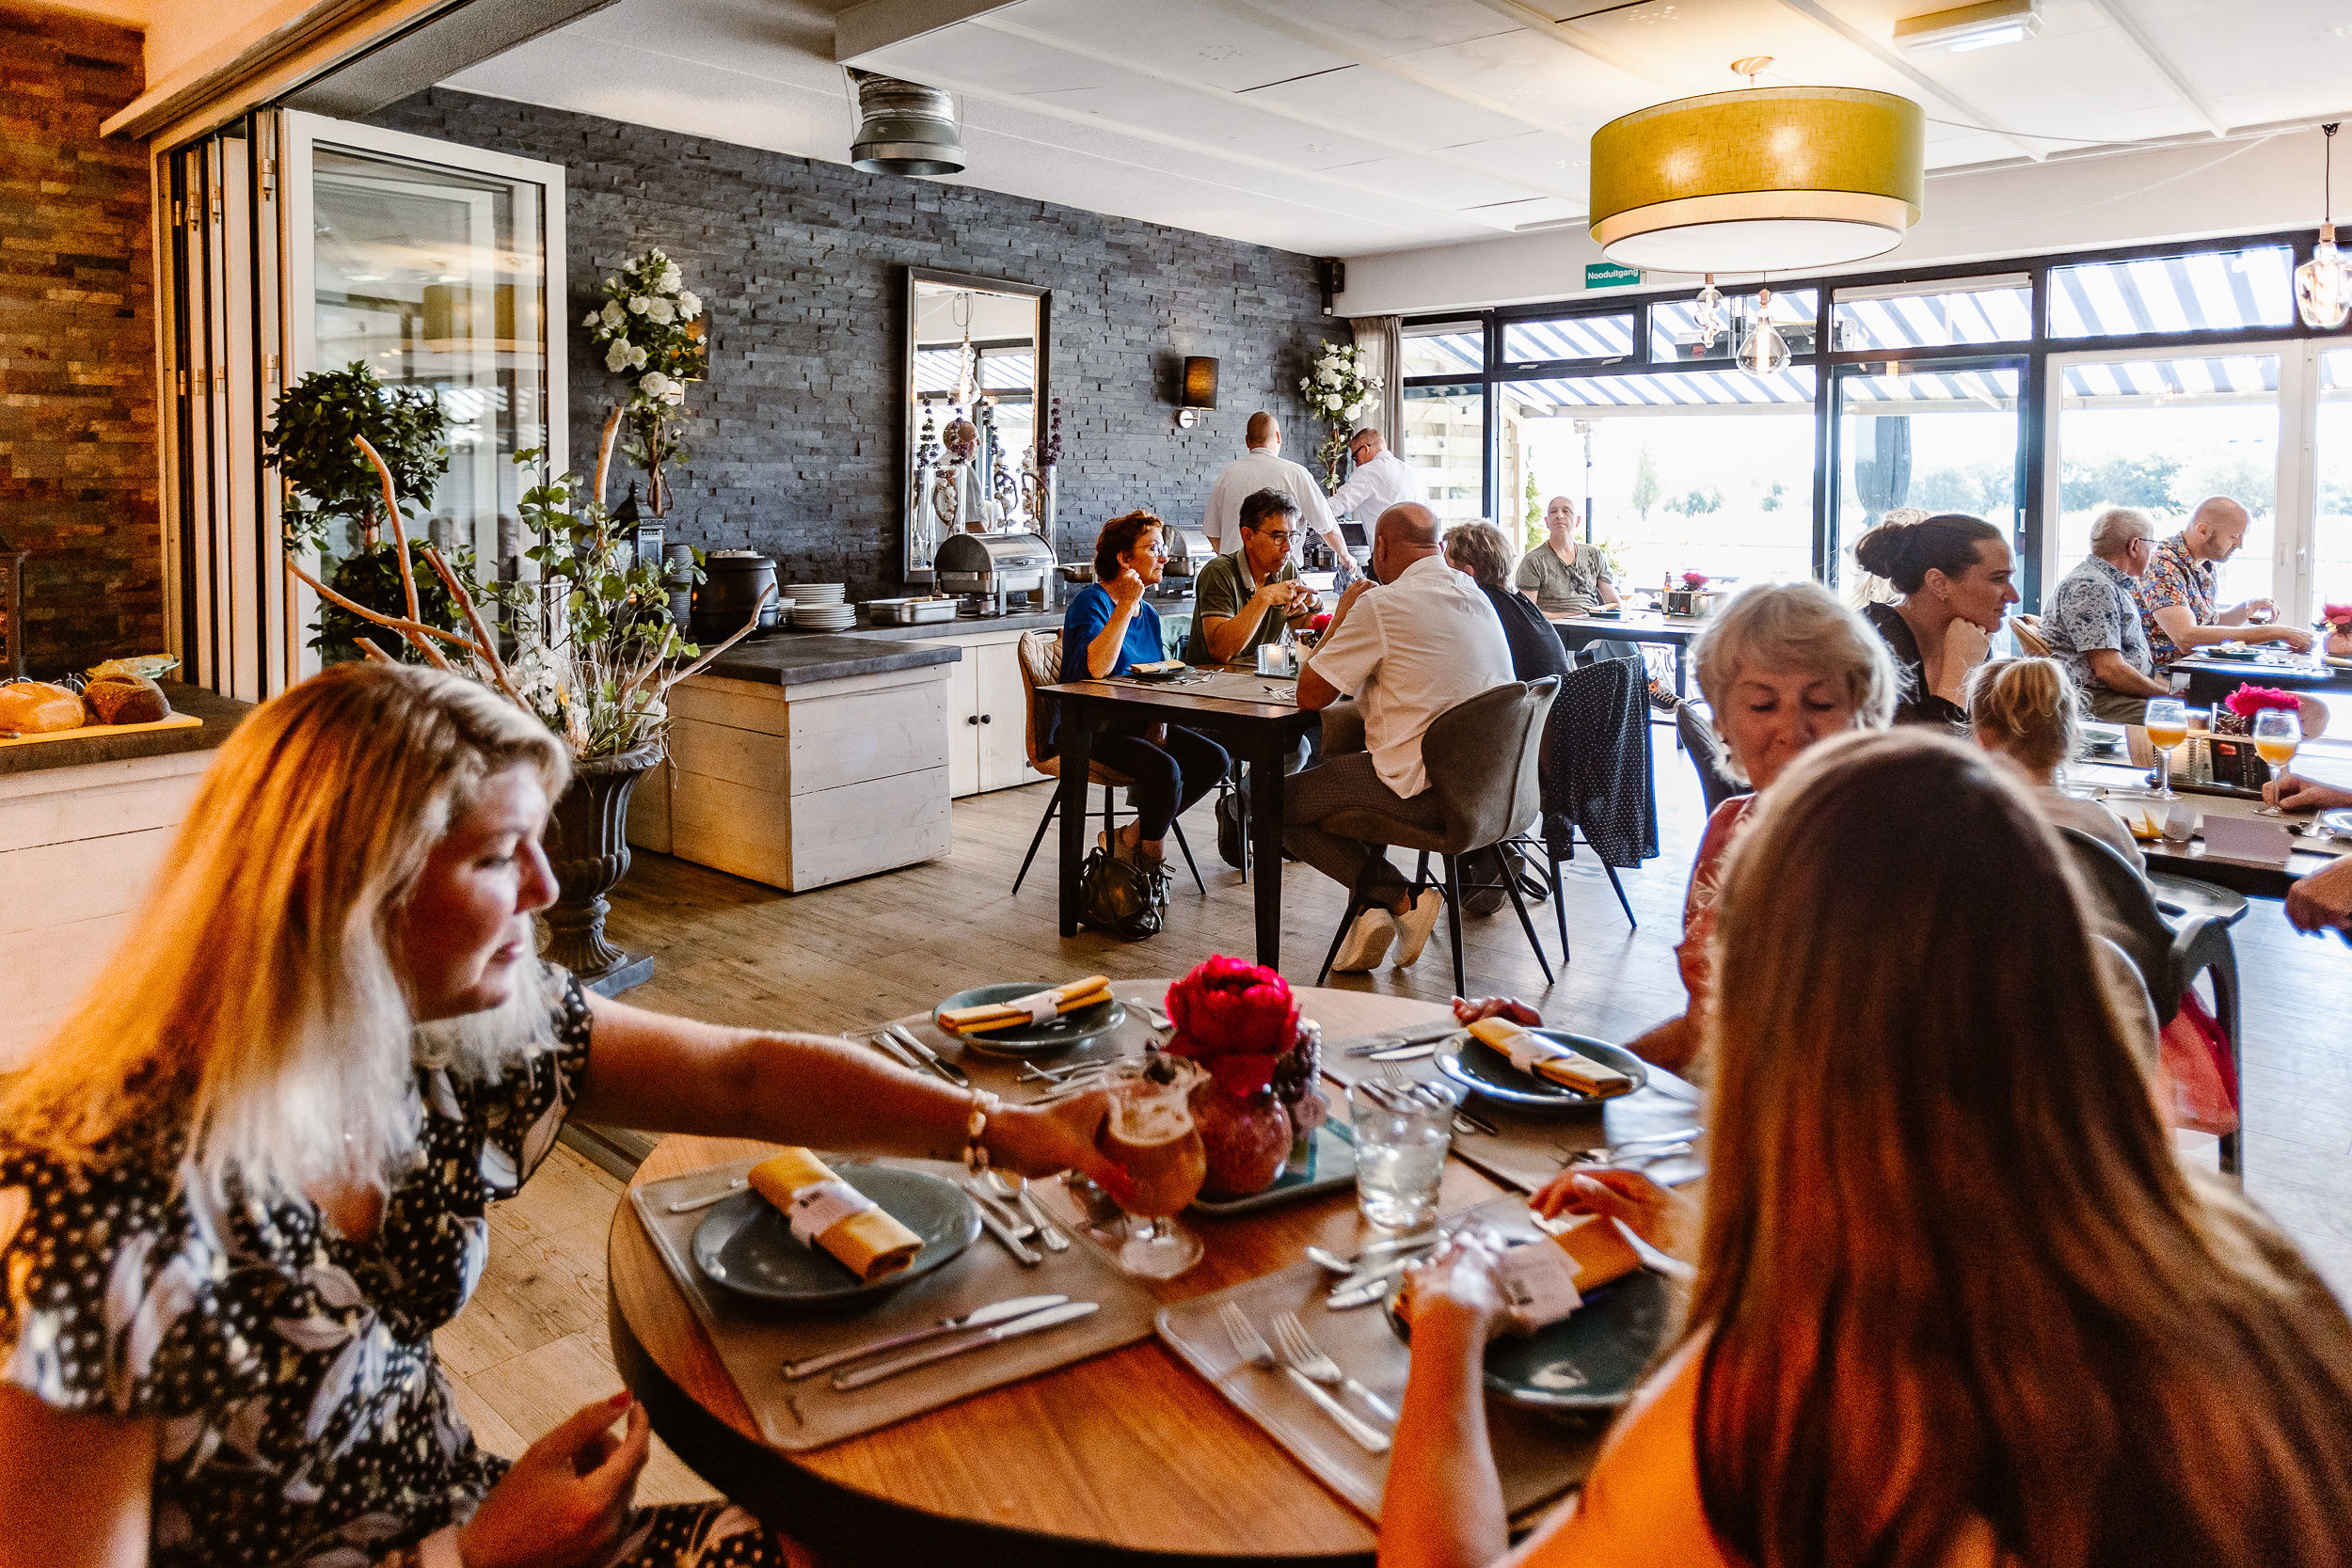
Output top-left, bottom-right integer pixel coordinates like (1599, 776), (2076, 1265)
(1202, 411), (1343, 563)
(1185, 489), (1323, 666)
(1327, 427), (1422, 552)
(2135, 495), (2314, 672)
(2042, 505), (2172, 724)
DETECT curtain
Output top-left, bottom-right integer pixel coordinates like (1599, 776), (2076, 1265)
(1349, 314), (1404, 450)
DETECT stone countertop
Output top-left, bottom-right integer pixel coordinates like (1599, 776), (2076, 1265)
(694, 633), (966, 687)
(834, 595), (1198, 643)
(0, 680), (253, 779)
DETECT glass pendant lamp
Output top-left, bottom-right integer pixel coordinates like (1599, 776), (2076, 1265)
(1737, 287), (1791, 374)
(2296, 123), (2351, 331)
(1692, 275), (1725, 350)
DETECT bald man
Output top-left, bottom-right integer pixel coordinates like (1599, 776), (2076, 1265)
(2136, 495), (2313, 671)
(1202, 410), (1341, 558)
(1266, 503), (1516, 972)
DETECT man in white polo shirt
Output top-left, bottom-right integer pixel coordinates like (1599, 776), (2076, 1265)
(1279, 502), (1515, 972)
(1202, 411), (1343, 560)
(1326, 427), (1422, 538)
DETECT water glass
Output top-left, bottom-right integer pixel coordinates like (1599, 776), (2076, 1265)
(1348, 1077), (1460, 1230)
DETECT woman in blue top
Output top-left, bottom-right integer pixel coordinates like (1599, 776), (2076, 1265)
(1056, 510), (1231, 873)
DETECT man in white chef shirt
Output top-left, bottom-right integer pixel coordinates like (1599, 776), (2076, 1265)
(1326, 427), (1422, 537)
(1203, 412), (1343, 561)
(1272, 502), (1515, 972)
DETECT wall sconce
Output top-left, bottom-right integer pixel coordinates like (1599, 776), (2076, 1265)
(1176, 355), (1218, 427)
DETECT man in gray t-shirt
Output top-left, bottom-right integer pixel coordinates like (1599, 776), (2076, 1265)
(2042, 506), (2170, 724)
(1184, 488), (1321, 666)
(1514, 497), (1620, 616)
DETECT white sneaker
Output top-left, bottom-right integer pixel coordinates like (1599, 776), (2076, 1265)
(1330, 907), (1397, 972)
(1391, 889), (1444, 967)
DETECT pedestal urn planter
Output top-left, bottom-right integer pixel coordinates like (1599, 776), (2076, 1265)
(540, 741), (662, 995)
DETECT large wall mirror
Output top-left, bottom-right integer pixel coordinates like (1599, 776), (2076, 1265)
(902, 267), (1051, 582)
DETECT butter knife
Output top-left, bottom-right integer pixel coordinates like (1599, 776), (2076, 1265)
(888, 1022), (971, 1086)
(1344, 1028), (1457, 1057)
(782, 1293), (1069, 1380)
(833, 1300), (1100, 1389)
(1365, 1043), (1436, 1062)
(965, 1188), (1041, 1266)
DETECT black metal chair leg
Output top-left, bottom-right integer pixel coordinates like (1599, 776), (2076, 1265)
(1441, 854), (1468, 998)
(1600, 858), (1637, 929)
(1501, 853), (1555, 984)
(1170, 819), (1207, 895)
(1550, 847), (1572, 965)
(1316, 857), (1387, 985)
(1011, 789), (1060, 895)
(1412, 850), (1431, 896)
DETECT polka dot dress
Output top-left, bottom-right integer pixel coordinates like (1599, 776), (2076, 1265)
(1, 968), (804, 1568)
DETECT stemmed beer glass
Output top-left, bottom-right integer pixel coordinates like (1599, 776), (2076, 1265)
(1093, 1055), (1210, 1278)
(2144, 697), (2189, 801)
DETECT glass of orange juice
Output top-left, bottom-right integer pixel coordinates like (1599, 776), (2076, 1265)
(2144, 697), (2188, 800)
(2254, 707), (2301, 813)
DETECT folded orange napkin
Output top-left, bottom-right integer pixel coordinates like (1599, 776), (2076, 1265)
(1494, 1212), (1648, 1332)
(939, 976), (1112, 1036)
(1468, 1018), (1635, 1098)
(747, 1148), (922, 1282)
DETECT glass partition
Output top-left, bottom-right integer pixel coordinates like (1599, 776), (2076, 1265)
(1834, 363), (2024, 594)
(1399, 384), (1486, 526)
(2048, 245), (2294, 339)
(1831, 277), (2030, 351)
(2309, 348), (2352, 616)
(1402, 321), (1483, 377)
(1502, 312), (1634, 367)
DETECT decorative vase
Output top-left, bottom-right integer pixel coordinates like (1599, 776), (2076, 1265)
(540, 740), (662, 994)
(1190, 1081), (1291, 1200)
(1271, 1019), (1327, 1159)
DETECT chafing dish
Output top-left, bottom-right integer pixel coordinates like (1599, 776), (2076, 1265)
(934, 531), (1054, 616)
(866, 595), (960, 626)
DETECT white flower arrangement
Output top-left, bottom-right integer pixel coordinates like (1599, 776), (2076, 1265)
(1298, 341), (1378, 486)
(580, 246), (708, 511)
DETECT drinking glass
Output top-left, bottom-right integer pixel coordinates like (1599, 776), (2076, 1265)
(1347, 1077), (1461, 1231)
(2144, 697), (2188, 800)
(1093, 1055), (1210, 1277)
(2254, 707), (2301, 814)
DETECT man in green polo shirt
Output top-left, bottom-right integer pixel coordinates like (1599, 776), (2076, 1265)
(1184, 487), (1324, 666)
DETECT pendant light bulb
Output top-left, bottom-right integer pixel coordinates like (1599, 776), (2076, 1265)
(2297, 124), (2352, 330)
(1692, 275), (1725, 350)
(1737, 287), (1791, 375)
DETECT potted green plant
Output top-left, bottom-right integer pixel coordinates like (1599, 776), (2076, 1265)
(264, 362), (461, 664)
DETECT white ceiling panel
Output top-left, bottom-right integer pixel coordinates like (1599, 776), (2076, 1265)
(451, 0), (2352, 261)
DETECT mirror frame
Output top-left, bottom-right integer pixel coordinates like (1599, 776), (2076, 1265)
(901, 265), (1052, 584)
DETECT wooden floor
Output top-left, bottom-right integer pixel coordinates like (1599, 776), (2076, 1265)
(443, 752), (2352, 1504)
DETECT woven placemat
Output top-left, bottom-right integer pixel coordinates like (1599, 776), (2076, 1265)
(1321, 1023), (1703, 1195)
(629, 1156), (1160, 1451)
(1157, 1196), (1619, 1524)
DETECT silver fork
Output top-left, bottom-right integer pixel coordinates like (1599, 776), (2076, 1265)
(1219, 1300), (1274, 1370)
(983, 1168), (1069, 1252)
(1380, 1061), (1486, 1138)
(1249, 1306), (1390, 1452)
(1273, 1309), (1398, 1424)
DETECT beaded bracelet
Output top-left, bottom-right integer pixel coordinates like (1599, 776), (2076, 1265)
(963, 1085), (1003, 1176)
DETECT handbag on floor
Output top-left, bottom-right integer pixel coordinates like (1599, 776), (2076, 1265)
(1215, 784), (1248, 870)
(1079, 847), (1165, 941)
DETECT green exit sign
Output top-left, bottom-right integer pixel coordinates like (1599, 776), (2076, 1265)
(1585, 261), (1643, 290)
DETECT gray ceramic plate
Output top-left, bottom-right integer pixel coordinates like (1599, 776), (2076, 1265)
(934, 983), (1127, 1058)
(1390, 1268), (1673, 1412)
(691, 1165), (977, 1309)
(1436, 1028), (1648, 1111)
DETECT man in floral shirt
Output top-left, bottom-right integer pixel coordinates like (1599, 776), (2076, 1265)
(2044, 506), (2171, 722)
(2135, 496), (2313, 670)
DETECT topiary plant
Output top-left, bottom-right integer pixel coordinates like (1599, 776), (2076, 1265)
(264, 362), (450, 552)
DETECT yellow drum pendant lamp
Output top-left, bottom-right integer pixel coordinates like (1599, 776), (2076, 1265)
(1590, 84), (1925, 274)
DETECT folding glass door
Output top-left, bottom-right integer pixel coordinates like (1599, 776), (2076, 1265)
(159, 112), (564, 698)
(1829, 358), (2027, 596)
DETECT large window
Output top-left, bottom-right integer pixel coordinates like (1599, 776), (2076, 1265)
(1401, 385), (1486, 525)
(1404, 229), (2352, 619)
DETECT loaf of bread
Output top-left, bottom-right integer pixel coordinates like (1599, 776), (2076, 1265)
(0, 682), (87, 736)
(82, 673), (171, 725)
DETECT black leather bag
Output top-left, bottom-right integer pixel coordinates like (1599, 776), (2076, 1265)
(1078, 847), (1165, 941)
(1215, 785), (1248, 870)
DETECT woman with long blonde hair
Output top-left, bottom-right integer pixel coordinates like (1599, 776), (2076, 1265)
(1382, 728), (2352, 1568)
(0, 662), (1124, 1568)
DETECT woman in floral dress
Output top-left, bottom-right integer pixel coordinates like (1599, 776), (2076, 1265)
(0, 664), (1124, 1568)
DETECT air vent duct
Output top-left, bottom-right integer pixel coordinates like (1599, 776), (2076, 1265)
(849, 70), (965, 177)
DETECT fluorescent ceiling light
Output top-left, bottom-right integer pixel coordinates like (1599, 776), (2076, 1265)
(1894, 0), (2042, 55)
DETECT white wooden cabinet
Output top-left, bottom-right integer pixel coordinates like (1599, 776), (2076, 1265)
(936, 628), (1049, 800)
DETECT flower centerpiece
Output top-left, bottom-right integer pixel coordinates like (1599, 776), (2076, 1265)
(2217, 682), (2321, 738)
(1297, 341), (1378, 488)
(582, 247), (708, 515)
(2322, 602), (2352, 658)
(1680, 571), (1710, 589)
(1163, 956), (1325, 1197)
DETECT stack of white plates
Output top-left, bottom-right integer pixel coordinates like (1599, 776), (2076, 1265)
(788, 582), (854, 631)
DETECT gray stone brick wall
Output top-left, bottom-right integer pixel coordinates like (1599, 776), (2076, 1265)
(368, 88), (1344, 600)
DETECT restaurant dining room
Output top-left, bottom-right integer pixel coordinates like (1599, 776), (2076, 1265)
(13, 0), (2352, 1563)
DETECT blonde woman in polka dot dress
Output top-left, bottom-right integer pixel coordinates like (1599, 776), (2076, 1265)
(0, 664), (1125, 1568)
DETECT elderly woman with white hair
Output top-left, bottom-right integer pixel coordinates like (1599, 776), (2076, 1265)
(1613, 581), (1896, 1074)
(0, 663), (1128, 1568)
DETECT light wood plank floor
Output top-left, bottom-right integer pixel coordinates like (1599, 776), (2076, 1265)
(445, 752), (2352, 1502)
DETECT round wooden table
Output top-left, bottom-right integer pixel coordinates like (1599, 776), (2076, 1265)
(608, 989), (1516, 1567)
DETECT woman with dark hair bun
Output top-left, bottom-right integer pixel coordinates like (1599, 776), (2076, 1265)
(1851, 512), (2019, 726)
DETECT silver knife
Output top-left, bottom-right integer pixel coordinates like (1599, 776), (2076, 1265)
(889, 1022), (972, 1086)
(1366, 1043), (1436, 1062)
(832, 1300), (1100, 1389)
(781, 1294), (1069, 1380)
(869, 1030), (923, 1071)
(965, 1189), (1041, 1266)
(1344, 1028), (1457, 1057)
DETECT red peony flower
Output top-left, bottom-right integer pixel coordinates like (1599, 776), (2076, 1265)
(2325, 603), (2352, 631)
(1309, 612), (1333, 633)
(1681, 571), (1708, 588)
(1164, 955), (1302, 1097)
(2224, 683), (2302, 718)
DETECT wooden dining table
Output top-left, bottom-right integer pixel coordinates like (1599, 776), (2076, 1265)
(606, 989), (1633, 1568)
(2070, 759), (2345, 898)
(1041, 668), (1322, 969)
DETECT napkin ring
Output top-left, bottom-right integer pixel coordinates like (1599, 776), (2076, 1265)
(963, 1085), (1003, 1176)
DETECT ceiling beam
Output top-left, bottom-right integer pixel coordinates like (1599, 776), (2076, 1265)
(2077, 0), (2230, 139)
(1769, 0), (2046, 163)
(834, 0), (1020, 63)
(969, 12), (1588, 207)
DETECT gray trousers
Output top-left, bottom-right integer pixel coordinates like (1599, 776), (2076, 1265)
(1252, 702), (1442, 904)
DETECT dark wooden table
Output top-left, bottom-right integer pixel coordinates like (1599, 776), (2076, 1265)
(2169, 653), (2352, 712)
(2072, 760), (2344, 898)
(1544, 612), (1706, 702)
(1041, 670), (1321, 970)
